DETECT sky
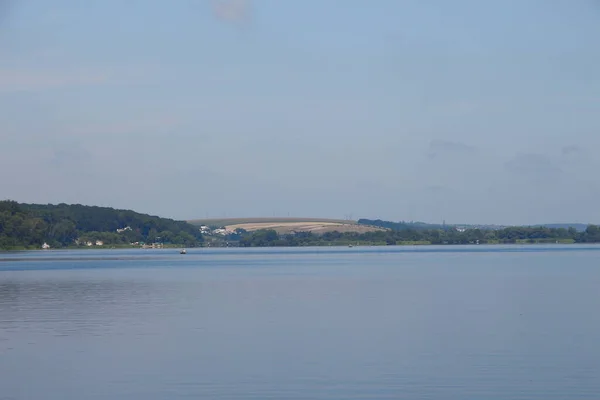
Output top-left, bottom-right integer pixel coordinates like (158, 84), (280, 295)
(1, 0), (599, 225)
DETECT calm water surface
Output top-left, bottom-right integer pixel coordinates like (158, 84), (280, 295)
(1, 245), (600, 399)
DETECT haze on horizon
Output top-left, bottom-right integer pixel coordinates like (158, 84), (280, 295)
(1, 0), (598, 226)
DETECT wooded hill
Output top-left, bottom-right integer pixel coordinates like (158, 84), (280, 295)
(0, 201), (203, 249)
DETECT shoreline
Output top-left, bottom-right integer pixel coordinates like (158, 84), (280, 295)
(2, 241), (597, 253)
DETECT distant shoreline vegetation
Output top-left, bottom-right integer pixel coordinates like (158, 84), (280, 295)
(232, 225), (599, 247)
(2, 200), (600, 250)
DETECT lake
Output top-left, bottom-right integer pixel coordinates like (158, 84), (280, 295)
(1, 245), (600, 399)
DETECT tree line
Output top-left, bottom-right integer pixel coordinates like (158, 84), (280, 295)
(0, 201), (203, 249)
(235, 224), (600, 247)
(357, 218), (447, 231)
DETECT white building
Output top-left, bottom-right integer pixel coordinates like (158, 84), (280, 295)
(213, 228), (234, 236)
(42, 242), (51, 249)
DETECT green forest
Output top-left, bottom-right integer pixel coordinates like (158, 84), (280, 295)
(0, 201), (203, 249)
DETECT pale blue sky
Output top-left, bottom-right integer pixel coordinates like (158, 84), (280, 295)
(1, 0), (599, 225)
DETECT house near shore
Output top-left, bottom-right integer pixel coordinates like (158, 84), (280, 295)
(95, 240), (104, 246)
(141, 243), (163, 249)
(42, 242), (51, 249)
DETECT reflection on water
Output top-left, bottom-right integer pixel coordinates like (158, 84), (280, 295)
(0, 279), (179, 338)
(1, 247), (600, 399)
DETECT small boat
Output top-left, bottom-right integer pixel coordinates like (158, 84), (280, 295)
(180, 249), (187, 254)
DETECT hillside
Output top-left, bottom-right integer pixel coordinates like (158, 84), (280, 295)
(0, 201), (203, 249)
(189, 217), (354, 226)
(189, 217), (385, 235)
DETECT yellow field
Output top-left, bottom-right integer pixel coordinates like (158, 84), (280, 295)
(188, 218), (386, 235)
(225, 222), (384, 234)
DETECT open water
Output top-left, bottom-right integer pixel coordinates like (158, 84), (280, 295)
(1, 245), (600, 399)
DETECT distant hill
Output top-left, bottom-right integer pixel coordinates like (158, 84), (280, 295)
(189, 217), (384, 235)
(0, 201), (203, 249)
(189, 217), (354, 227)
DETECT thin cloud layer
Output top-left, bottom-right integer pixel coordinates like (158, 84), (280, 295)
(427, 139), (477, 159)
(504, 153), (563, 182)
(0, 69), (107, 92)
(561, 145), (582, 156)
(211, 0), (251, 24)
(0, 64), (157, 92)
